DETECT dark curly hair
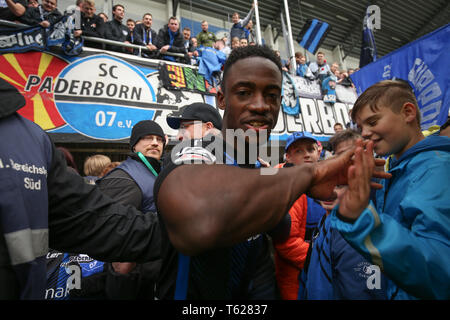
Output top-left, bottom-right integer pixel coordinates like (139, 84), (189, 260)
(221, 45), (283, 92)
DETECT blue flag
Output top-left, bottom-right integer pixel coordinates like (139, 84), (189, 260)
(297, 19), (331, 55)
(359, 9), (377, 68)
(351, 24), (450, 129)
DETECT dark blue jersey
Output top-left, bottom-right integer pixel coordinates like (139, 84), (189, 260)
(154, 134), (277, 299)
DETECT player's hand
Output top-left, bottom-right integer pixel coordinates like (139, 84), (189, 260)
(338, 139), (378, 220)
(307, 139), (391, 201)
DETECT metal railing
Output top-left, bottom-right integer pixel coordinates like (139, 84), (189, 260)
(0, 19), (185, 59)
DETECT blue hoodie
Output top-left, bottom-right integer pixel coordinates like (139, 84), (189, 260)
(330, 135), (450, 299)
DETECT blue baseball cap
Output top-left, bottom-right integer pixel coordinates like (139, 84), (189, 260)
(285, 131), (317, 152)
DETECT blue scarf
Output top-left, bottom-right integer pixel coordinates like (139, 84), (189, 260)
(164, 28), (178, 62)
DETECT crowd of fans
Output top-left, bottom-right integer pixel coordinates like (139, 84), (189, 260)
(0, 0), (359, 89)
(1, 5), (449, 300)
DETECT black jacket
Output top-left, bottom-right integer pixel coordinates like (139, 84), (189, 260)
(80, 13), (105, 49)
(19, 5), (62, 26)
(104, 18), (129, 52)
(95, 156), (162, 300)
(128, 23), (158, 58)
(156, 25), (186, 53)
(0, 0), (26, 21)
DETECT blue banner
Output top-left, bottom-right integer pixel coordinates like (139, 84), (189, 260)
(350, 24), (450, 129)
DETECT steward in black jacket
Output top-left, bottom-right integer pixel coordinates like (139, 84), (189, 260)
(0, 78), (161, 299)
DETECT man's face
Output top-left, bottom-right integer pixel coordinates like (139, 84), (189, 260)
(183, 29), (191, 40)
(355, 105), (410, 158)
(168, 19), (179, 33)
(176, 120), (207, 141)
(133, 134), (164, 159)
(218, 56), (282, 144)
(285, 139), (319, 166)
(240, 38), (248, 47)
(42, 0), (57, 12)
(113, 6), (125, 21)
(83, 3), (95, 18)
(142, 14), (152, 28)
(201, 22), (208, 31)
(316, 53), (324, 64)
(232, 13), (239, 24)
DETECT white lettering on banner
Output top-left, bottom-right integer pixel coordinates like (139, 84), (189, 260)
(273, 100), (353, 138)
(334, 102), (351, 126)
(285, 113), (304, 133)
(382, 64), (391, 79)
(0, 32), (43, 49)
(408, 58), (442, 127)
(316, 100), (336, 135)
(300, 98), (321, 134)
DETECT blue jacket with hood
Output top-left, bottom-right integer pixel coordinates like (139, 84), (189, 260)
(330, 135), (450, 299)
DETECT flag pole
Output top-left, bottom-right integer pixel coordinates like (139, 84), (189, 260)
(283, 0), (296, 75)
(254, 0), (262, 45)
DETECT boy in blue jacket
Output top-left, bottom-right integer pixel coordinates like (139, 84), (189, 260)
(330, 80), (450, 299)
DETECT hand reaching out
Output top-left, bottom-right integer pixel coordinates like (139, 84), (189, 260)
(307, 139), (391, 202)
(338, 139), (382, 220)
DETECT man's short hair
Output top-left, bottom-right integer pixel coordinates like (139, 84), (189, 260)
(112, 4), (124, 11)
(142, 12), (152, 18)
(201, 20), (207, 24)
(295, 52), (303, 58)
(317, 51), (325, 56)
(351, 80), (421, 126)
(221, 45), (282, 93)
(126, 18), (135, 23)
(168, 16), (178, 23)
(329, 129), (361, 153)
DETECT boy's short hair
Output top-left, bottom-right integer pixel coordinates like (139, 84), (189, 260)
(351, 80), (421, 126)
(329, 129), (361, 153)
